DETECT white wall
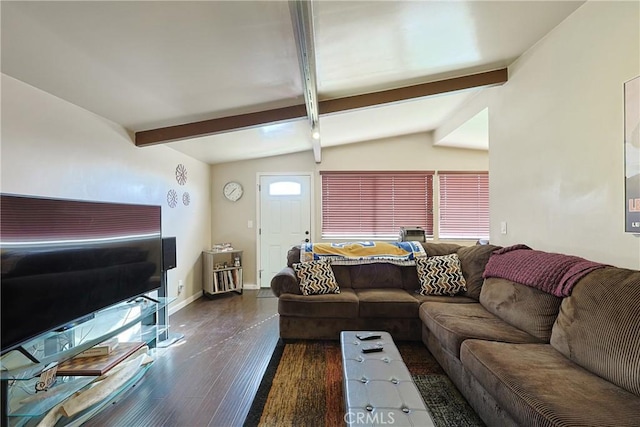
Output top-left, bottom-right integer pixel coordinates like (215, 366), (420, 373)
(210, 151), (316, 287)
(1, 74), (212, 312)
(490, 1), (640, 268)
(211, 132), (489, 286)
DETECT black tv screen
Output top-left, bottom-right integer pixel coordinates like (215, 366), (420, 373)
(0, 194), (162, 354)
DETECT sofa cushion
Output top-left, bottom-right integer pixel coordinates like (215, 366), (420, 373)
(461, 340), (640, 426)
(551, 267), (640, 396)
(355, 289), (419, 318)
(420, 302), (542, 358)
(286, 245), (301, 267)
(456, 244), (501, 300)
(402, 243), (463, 293)
(349, 263), (404, 289)
(479, 278), (562, 342)
(293, 259), (340, 296)
(416, 254), (466, 296)
(401, 265), (421, 293)
(278, 288), (359, 318)
(332, 265), (352, 288)
(421, 242), (461, 256)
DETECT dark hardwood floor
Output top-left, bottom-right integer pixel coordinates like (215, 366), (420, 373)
(85, 290), (279, 427)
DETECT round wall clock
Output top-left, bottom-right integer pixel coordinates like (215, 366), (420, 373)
(223, 181), (243, 202)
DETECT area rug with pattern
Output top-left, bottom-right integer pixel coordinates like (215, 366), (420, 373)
(243, 340), (485, 427)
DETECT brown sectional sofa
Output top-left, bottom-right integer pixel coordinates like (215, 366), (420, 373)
(270, 242), (640, 426)
(270, 242), (494, 340)
(434, 267), (640, 427)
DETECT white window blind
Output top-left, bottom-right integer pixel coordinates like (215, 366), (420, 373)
(438, 172), (489, 239)
(321, 172), (434, 239)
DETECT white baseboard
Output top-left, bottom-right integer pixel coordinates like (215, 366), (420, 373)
(169, 291), (201, 316)
(168, 282), (262, 315)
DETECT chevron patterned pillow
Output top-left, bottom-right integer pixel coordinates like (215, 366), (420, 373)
(293, 259), (340, 296)
(416, 254), (467, 296)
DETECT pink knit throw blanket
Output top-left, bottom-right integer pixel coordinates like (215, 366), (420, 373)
(483, 244), (606, 297)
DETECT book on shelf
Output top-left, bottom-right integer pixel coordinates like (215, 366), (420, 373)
(58, 342), (145, 376)
(75, 337), (120, 358)
(222, 271), (229, 290)
(232, 269), (239, 287)
(227, 270), (234, 289)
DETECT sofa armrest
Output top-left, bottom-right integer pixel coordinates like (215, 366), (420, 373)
(270, 267), (302, 297)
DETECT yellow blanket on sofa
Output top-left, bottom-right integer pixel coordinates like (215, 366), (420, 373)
(300, 241), (426, 265)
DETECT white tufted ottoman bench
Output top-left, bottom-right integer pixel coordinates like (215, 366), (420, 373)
(340, 331), (434, 427)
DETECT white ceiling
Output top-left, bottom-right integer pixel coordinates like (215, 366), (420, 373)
(1, 1), (584, 164)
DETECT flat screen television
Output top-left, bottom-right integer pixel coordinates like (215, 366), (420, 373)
(0, 194), (162, 355)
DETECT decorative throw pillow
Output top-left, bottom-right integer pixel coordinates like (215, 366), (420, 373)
(416, 254), (467, 296)
(293, 259), (340, 296)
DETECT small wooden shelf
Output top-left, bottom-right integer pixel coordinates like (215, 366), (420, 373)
(202, 250), (243, 296)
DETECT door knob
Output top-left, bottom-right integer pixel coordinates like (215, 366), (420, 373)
(305, 238), (310, 242)
(305, 231), (309, 235)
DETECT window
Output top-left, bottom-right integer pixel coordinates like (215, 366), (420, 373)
(269, 181), (301, 196)
(438, 172), (489, 239)
(321, 171), (434, 239)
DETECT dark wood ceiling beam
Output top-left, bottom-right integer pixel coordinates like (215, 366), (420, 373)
(135, 104), (307, 147)
(319, 68), (507, 115)
(135, 68), (508, 147)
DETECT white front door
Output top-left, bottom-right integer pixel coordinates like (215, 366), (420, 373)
(258, 174), (312, 288)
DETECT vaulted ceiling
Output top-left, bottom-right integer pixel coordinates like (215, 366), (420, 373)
(1, 1), (583, 164)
